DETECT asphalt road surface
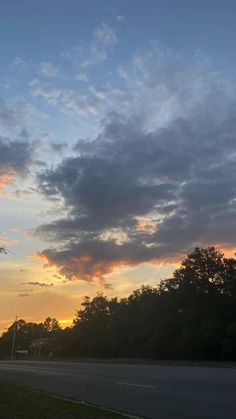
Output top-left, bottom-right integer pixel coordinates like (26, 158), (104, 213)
(0, 360), (235, 418)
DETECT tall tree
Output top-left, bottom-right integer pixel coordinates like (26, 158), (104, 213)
(163, 247), (235, 295)
(43, 317), (61, 336)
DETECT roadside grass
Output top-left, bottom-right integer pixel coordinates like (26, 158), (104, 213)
(0, 379), (125, 419)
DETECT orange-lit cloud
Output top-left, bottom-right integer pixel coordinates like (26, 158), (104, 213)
(35, 252), (131, 286)
(33, 242), (236, 289)
(0, 172), (15, 194)
(34, 247), (185, 289)
(137, 218), (157, 232)
(0, 139), (32, 193)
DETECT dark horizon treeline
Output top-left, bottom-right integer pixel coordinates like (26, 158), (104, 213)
(1, 247), (236, 361)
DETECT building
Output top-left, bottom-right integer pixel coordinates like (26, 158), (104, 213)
(29, 338), (55, 357)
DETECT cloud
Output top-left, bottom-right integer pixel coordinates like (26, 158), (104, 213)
(13, 288), (34, 297)
(0, 96), (48, 136)
(21, 281), (54, 287)
(0, 136), (32, 192)
(74, 73), (89, 83)
(32, 44), (228, 128)
(116, 15), (126, 22)
(35, 43), (236, 285)
(38, 62), (60, 78)
(0, 98), (17, 129)
(81, 22), (117, 68)
(64, 22), (117, 69)
(37, 241), (159, 288)
(11, 57), (60, 80)
(10, 57), (33, 71)
(31, 83), (61, 105)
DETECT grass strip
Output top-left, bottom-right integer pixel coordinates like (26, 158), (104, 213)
(0, 379), (125, 418)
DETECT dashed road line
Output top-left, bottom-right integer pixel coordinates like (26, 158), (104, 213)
(116, 382), (155, 389)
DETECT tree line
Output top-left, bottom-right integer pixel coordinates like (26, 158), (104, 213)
(1, 247), (236, 360)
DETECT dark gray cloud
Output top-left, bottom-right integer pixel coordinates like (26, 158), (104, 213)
(50, 142), (67, 153)
(0, 138), (31, 172)
(0, 137), (32, 190)
(35, 49), (236, 285)
(0, 97), (33, 180)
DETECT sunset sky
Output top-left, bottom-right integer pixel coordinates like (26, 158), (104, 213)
(1, 0), (236, 333)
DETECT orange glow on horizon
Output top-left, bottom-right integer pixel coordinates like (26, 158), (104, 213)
(208, 243), (236, 258)
(59, 319), (73, 327)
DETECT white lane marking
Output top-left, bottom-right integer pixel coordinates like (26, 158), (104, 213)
(116, 382), (155, 389)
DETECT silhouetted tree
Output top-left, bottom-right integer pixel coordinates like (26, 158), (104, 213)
(1, 247), (236, 361)
(0, 317), (62, 357)
(43, 317), (61, 336)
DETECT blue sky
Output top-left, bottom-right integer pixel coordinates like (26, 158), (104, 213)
(1, 0), (236, 65)
(0, 0), (236, 331)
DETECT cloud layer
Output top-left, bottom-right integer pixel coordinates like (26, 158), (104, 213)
(0, 136), (32, 192)
(35, 44), (236, 286)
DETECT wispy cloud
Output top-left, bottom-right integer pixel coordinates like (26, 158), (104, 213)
(116, 15), (126, 22)
(18, 292), (31, 297)
(10, 56), (33, 71)
(74, 73), (89, 82)
(63, 22), (117, 69)
(31, 83), (62, 105)
(38, 62), (61, 78)
(21, 281), (54, 287)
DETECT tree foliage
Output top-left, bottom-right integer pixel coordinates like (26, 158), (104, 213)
(1, 247), (236, 360)
(0, 317), (62, 356)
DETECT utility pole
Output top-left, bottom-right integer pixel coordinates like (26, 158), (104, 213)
(10, 316), (17, 360)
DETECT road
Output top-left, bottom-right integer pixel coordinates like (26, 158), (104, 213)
(0, 361), (235, 418)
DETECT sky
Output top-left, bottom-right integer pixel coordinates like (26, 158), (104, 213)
(1, 0), (236, 333)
